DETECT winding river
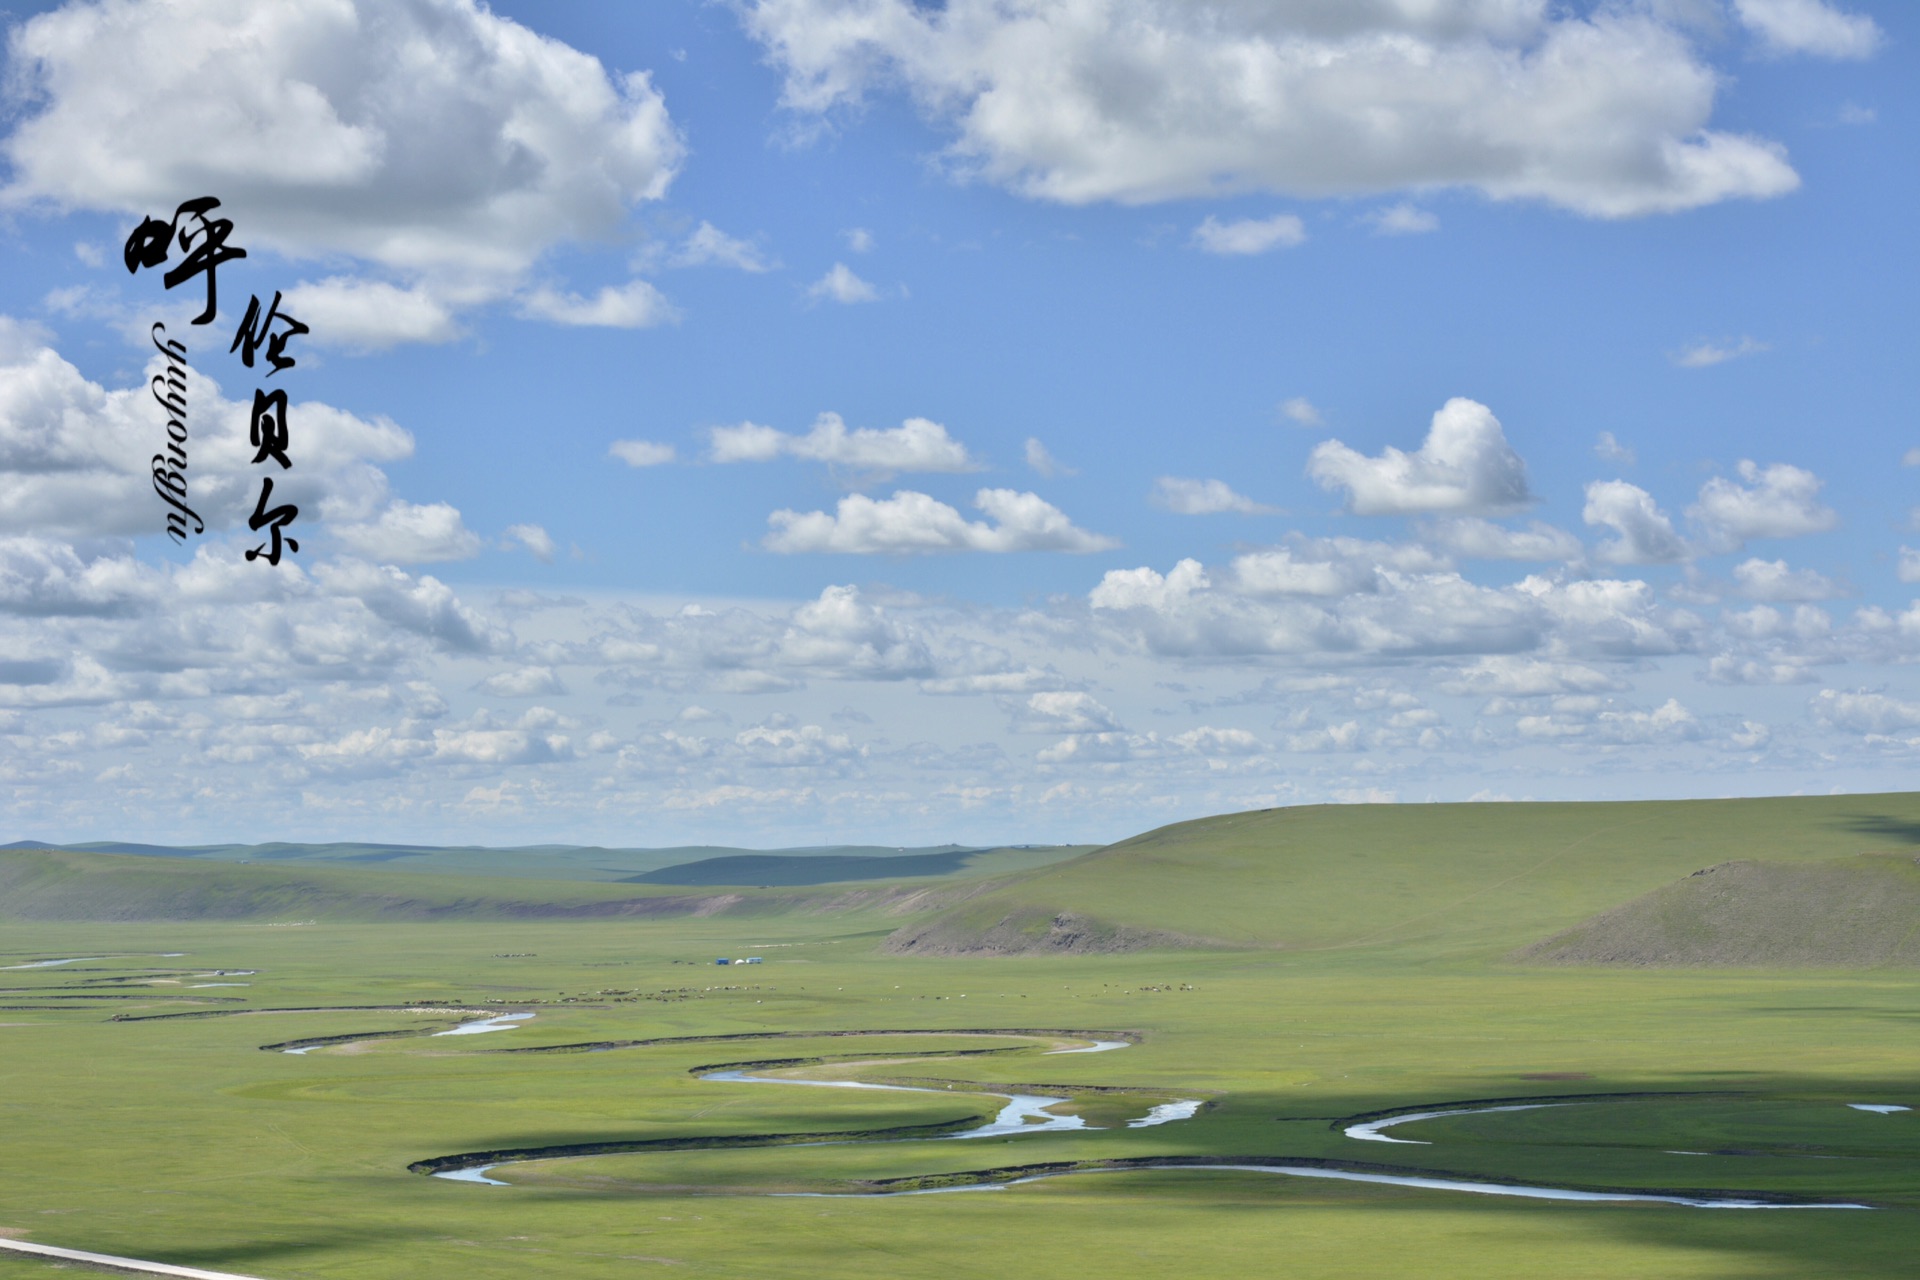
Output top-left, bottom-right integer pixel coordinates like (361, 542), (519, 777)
(411, 1035), (1874, 1207)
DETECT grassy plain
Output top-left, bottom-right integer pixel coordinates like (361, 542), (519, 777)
(2, 796), (1919, 1278)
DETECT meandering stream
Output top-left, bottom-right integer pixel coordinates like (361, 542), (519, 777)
(415, 1036), (1875, 1207)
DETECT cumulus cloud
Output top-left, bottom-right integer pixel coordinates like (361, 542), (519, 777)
(1151, 477), (1275, 516)
(519, 280), (677, 328)
(0, 317), (442, 545)
(808, 262), (881, 303)
(609, 439), (677, 468)
(1583, 480), (1688, 564)
(4, 0), (682, 326)
(1423, 518), (1581, 562)
(742, 0), (1801, 217)
(1280, 397), (1323, 428)
(1440, 656), (1623, 697)
(1090, 553), (1552, 660)
(1898, 548), (1920, 585)
(1367, 204), (1439, 235)
(710, 413), (978, 474)
(282, 278), (460, 349)
(503, 524), (556, 562)
(0, 536), (150, 618)
(1595, 431), (1635, 464)
(1309, 398), (1532, 516)
(1733, 0), (1882, 59)
(1811, 689), (1920, 735)
(1014, 691), (1122, 735)
(313, 560), (503, 653)
(1690, 461), (1837, 551)
(765, 489), (1117, 554)
(670, 221), (775, 272)
(1228, 537), (1446, 598)
(1731, 558), (1841, 601)
(1172, 726), (1265, 756)
(478, 666), (567, 697)
(1672, 335), (1769, 368)
(1515, 697), (1701, 745)
(1024, 437), (1072, 478)
(332, 501), (482, 564)
(1191, 214), (1306, 255)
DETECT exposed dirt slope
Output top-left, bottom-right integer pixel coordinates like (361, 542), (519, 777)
(1512, 856), (1920, 967)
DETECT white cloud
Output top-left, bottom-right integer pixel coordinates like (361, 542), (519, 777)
(671, 221), (775, 271)
(1672, 335), (1769, 368)
(1024, 437), (1073, 478)
(1288, 721), (1365, 753)
(1898, 548), (1920, 584)
(710, 413), (978, 474)
(503, 524), (556, 562)
(0, 317), (428, 543)
(1838, 103), (1876, 126)
(0, 536), (150, 618)
(331, 501), (480, 565)
(1811, 689), (1920, 735)
(1424, 518), (1581, 562)
(1014, 691), (1120, 735)
(743, 0), (1800, 217)
(282, 278), (460, 349)
(609, 439), (677, 468)
(1516, 697), (1701, 745)
(844, 227), (875, 253)
(733, 721), (864, 769)
(1595, 431), (1636, 464)
(1367, 204), (1439, 235)
(478, 666), (567, 697)
(1731, 558), (1841, 601)
(1514, 575), (1696, 658)
(1191, 214), (1306, 255)
(1172, 726), (1265, 757)
(765, 488), (1117, 554)
(1440, 657), (1623, 697)
(1689, 460), (1837, 550)
(1903, 448), (1920, 468)
(808, 262), (881, 303)
(519, 280), (677, 329)
(1583, 480), (1688, 564)
(312, 560), (502, 653)
(1733, 0), (1882, 59)
(1309, 398), (1532, 516)
(1280, 397), (1323, 428)
(3, 0), (682, 320)
(1151, 477), (1275, 516)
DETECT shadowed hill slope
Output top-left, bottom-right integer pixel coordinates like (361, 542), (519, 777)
(0, 839), (1092, 882)
(0, 848), (722, 921)
(0, 848), (1003, 923)
(1512, 856), (1920, 967)
(882, 793), (1920, 958)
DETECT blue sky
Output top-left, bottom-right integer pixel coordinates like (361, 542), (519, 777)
(0, 0), (1915, 847)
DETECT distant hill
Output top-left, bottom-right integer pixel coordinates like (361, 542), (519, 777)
(628, 850), (978, 885)
(880, 793), (1920, 958)
(1512, 856), (1920, 967)
(0, 839), (1089, 883)
(0, 842), (1096, 923)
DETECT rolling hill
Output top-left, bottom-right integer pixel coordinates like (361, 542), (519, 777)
(881, 793), (1920, 959)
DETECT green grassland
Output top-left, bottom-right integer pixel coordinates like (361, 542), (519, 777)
(2, 795), (1919, 1279)
(0, 840), (1095, 885)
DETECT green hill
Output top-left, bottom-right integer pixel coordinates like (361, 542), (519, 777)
(882, 793), (1920, 959)
(1513, 855), (1920, 966)
(0, 839), (1088, 882)
(0, 848), (742, 922)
